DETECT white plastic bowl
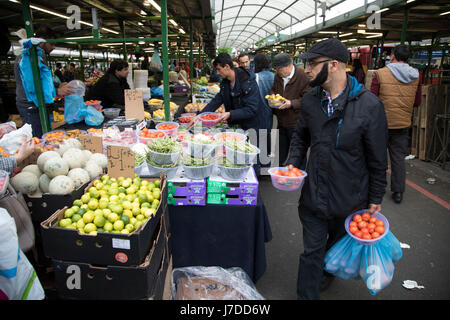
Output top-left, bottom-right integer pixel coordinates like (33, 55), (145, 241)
(268, 167), (307, 191)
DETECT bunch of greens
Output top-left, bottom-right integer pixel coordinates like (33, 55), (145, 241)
(147, 136), (181, 154)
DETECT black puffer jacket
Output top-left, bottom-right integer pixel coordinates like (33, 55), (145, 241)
(287, 75), (388, 220)
(86, 72), (130, 108)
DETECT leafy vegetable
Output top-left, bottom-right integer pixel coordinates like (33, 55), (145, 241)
(216, 157), (249, 168)
(182, 155), (215, 167)
(147, 136), (181, 154)
(224, 140), (257, 153)
(146, 157), (179, 168)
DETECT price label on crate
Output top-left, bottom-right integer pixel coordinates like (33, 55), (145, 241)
(124, 89), (145, 121)
(106, 145), (135, 178)
(78, 135), (103, 154)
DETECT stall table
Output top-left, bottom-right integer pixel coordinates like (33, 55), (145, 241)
(168, 192), (272, 283)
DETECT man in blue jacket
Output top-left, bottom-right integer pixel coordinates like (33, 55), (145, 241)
(287, 39), (388, 299)
(197, 53), (269, 132)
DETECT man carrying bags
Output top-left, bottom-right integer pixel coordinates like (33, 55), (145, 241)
(286, 39), (388, 300)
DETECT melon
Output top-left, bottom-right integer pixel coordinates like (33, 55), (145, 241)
(57, 138), (82, 156)
(89, 153), (108, 169)
(48, 176), (75, 195)
(11, 172), (39, 195)
(37, 151), (61, 171)
(22, 164), (42, 178)
(84, 161), (103, 180)
(39, 174), (51, 194)
(68, 168), (91, 190)
(62, 148), (87, 169)
(44, 157), (69, 178)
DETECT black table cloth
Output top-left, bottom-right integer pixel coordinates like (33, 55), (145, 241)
(168, 192), (272, 283)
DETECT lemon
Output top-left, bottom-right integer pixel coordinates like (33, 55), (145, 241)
(64, 208), (74, 218)
(83, 212), (94, 224)
(94, 215), (106, 228)
(136, 214), (144, 221)
(71, 205), (80, 213)
(132, 207), (141, 216)
(81, 193), (91, 204)
(73, 199), (83, 207)
(84, 223), (97, 233)
(59, 218), (72, 228)
(120, 229), (130, 234)
(141, 180), (148, 186)
(123, 209), (133, 219)
(126, 186), (136, 195)
(102, 208), (112, 216)
(122, 201), (132, 210)
(120, 215), (130, 225)
(99, 199), (109, 209)
(121, 179), (131, 188)
(104, 222), (113, 232)
(125, 224), (134, 232)
(88, 199), (99, 210)
(108, 212), (119, 223)
(71, 214), (82, 223)
(76, 219), (85, 229)
(89, 231), (98, 236)
(113, 220), (124, 231)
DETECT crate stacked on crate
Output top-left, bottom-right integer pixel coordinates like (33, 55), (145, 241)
(411, 84), (450, 160)
(38, 175), (171, 300)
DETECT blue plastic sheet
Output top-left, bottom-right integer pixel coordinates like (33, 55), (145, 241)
(149, 51), (163, 72)
(151, 86), (163, 98)
(324, 231), (402, 295)
(18, 41), (56, 107)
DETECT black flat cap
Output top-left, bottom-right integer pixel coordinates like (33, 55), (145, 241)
(298, 38), (349, 63)
(273, 53), (293, 68)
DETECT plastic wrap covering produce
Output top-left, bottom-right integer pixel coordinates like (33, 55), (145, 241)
(0, 208), (45, 300)
(324, 230), (402, 295)
(0, 122), (17, 139)
(172, 266), (264, 300)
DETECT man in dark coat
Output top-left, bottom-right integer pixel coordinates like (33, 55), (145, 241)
(286, 39), (388, 300)
(199, 52), (269, 132)
(85, 60), (130, 109)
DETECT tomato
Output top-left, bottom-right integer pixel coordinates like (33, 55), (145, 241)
(360, 228), (369, 234)
(369, 217), (377, 224)
(375, 226), (385, 234)
(353, 214), (362, 223)
(357, 221), (367, 229)
(362, 234), (372, 240)
(349, 226), (358, 234)
(362, 213), (371, 222)
(367, 223), (376, 231)
(375, 220), (384, 227)
(371, 232), (380, 239)
(354, 231), (363, 239)
(286, 171), (298, 177)
(349, 221), (357, 228)
(272, 169), (283, 176)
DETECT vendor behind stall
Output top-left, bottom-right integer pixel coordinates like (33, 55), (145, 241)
(85, 60), (130, 109)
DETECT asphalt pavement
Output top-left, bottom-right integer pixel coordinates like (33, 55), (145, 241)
(255, 158), (450, 300)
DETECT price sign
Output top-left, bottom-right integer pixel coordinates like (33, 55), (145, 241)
(78, 135), (103, 154)
(106, 145), (135, 178)
(124, 89), (145, 121)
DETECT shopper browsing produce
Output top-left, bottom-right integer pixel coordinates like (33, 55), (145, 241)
(286, 38), (388, 300)
(190, 53), (269, 133)
(270, 52), (311, 167)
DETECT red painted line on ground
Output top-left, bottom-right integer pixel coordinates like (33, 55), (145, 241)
(387, 169), (450, 210)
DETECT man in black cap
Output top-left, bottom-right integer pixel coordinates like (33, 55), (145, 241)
(270, 53), (310, 166)
(286, 38), (388, 299)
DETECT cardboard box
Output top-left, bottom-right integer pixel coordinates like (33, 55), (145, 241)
(207, 167), (258, 196)
(206, 193), (257, 206)
(24, 180), (92, 223)
(39, 178), (168, 266)
(167, 171), (207, 197)
(167, 194), (206, 206)
(52, 214), (169, 300)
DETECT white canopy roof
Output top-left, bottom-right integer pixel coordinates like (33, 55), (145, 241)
(213, 0), (379, 50)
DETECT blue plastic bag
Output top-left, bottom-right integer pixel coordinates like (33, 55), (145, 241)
(64, 95), (86, 124)
(149, 51), (163, 72)
(151, 86), (163, 98)
(324, 231), (402, 295)
(83, 106), (104, 126)
(19, 42), (56, 107)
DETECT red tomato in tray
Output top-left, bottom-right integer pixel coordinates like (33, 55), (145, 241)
(351, 213), (386, 239)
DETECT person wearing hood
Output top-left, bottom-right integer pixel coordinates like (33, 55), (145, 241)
(286, 38), (388, 300)
(370, 45), (422, 204)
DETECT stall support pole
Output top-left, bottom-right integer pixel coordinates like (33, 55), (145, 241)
(22, 0), (50, 134)
(400, 8), (409, 45)
(79, 45), (85, 82)
(118, 19), (127, 61)
(189, 18), (194, 100)
(161, 0), (171, 121)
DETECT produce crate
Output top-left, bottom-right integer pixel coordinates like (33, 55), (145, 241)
(51, 213), (170, 300)
(206, 193), (257, 206)
(207, 166), (258, 197)
(24, 180), (92, 223)
(39, 177), (168, 266)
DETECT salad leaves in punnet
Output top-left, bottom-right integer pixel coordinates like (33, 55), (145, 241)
(147, 136), (181, 154)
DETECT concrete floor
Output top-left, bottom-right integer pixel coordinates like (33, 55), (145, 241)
(255, 158), (450, 300)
